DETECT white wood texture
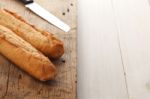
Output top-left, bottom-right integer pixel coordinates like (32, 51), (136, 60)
(113, 0), (150, 99)
(78, 0), (150, 99)
(78, 0), (128, 99)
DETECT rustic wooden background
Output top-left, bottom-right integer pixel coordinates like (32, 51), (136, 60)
(0, 0), (77, 99)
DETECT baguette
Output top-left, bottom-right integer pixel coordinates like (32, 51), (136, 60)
(0, 9), (64, 59)
(0, 25), (56, 81)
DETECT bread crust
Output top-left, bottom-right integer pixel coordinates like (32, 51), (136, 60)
(0, 25), (56, 81)
(0, 9), (64, 59)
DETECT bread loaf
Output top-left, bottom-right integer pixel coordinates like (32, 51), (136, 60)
(0, 25), (56, 81)
(0, 9), (64, 59)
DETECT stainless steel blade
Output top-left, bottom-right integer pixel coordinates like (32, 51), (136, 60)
(25, 2), (70, 32)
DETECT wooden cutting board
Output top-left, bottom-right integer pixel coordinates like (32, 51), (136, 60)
(0, 0), (77, 99)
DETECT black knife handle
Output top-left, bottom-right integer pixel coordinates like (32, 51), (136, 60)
(20, 0), (34, 4)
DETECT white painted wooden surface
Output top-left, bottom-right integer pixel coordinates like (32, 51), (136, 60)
(77, 0), (150, 99)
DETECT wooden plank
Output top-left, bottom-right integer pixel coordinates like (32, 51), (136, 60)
(0, 55), (11, 99)
(77, 0), (128, 99)
(112, 0), (150, 98)
(0, 0), (76, 99)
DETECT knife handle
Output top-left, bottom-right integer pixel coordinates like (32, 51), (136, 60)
(20, 0), (34, 4)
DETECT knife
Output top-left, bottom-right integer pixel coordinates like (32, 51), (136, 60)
(19, 0), (70, 32)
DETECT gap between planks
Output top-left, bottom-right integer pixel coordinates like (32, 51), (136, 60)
(110, 0), (130, 99)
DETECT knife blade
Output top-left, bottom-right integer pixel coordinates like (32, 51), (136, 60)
(19, 0), (70, 32)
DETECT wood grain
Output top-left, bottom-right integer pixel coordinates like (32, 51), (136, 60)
(77, 0), (129, 99)
(78, 0), (150, 98)
(0, 0), (77, 99)
(112, 0), (150, 98)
